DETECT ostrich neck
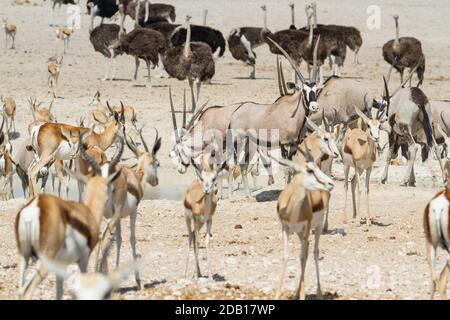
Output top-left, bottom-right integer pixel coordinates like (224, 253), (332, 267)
(291, 8), (295, 26)
(203, 10), (208, 26)
(184, 22), (191, 58)
(308, 16), (313, 48)
(144, 0), (149, 22)
(263, 10), (267, 28)
(135, 1), (141, 27)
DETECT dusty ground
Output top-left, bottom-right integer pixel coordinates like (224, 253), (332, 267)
(0, 0), (449, 300)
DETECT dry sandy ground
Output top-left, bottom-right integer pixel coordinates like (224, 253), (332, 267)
(0, 0), (449, 300)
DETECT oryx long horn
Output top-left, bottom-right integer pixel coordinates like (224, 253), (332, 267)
(267, 37), (305, 84)
(279, 59), (288, 95)
(441, 112), (450, 133)
(186, 100), (208, 130)
(331, 108), (338, 126)
(386, 56), (397, 85)
(169, 87), (180, 142)
(0, 116), (5, 134)
(382, 76), (390, 100)
(391, 61), (422, 97)
(321, 109), (328, 128)
(79, 132), (102, 175)
(109, 135), (125, 173)
(182, 89), (187, 128)
(276, 56), (284, 96)
(312, 35), (320, 83)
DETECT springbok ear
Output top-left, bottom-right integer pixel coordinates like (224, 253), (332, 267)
(437, 124), (448, 139)
(63, 166), (89, 185)
(380, 122), (391, 134)
(108, 168), (122, 184)
(152, 137), (162, 155)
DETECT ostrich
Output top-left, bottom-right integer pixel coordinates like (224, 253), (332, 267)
(163, 15), (215, 112)
(113, 0), (166, 82)
(87, 0), (130, 28)
(88, 2), (125, 81)
(126, 0), (176, 23)
(288, 3), (296, 30)
(382, 15), (425, 86)
(227, 5), (267, 79)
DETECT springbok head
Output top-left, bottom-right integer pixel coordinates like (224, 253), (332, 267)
(268, 146), (335, 191)
(269, 36), (322, 113)
(42, 256), (143, 300)
(437, 112), (450, 162)
(125, 127), (162, 187)
(88, 90), (101, 107)
(305, 109), (340, 159)
(193, 153), (227, 194)
(168, 87), (208, 174)
(355, 95), (391, 143)
(28, 98), (56, 123)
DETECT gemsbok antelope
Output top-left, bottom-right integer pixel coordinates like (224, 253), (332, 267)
(15, 133), (124, 300)
(270, 148), (334, 300)
(183, 154), (226, 278)
(341, 104), (388, 226)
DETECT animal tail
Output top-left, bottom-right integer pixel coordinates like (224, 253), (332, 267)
(421, 105), (434, 149)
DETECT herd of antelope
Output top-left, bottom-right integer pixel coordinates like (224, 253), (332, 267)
(2, 0), (450, 300)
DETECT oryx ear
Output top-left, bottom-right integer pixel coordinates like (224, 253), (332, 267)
(305, 116), (320, 132)
(286, 82), (298, 90)
(354, 106), (370, 124)
(437, 124), (448, 139)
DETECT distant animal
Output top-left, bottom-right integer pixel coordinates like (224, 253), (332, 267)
(382, 15), (425, 86)
(3, 17), (16, 49)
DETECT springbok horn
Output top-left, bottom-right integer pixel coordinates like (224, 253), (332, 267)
(78, 132), (102, 176)
(0, 117), (5, 134)
(109, 135), (125, 173)
(441, 112), (450, 133)
(106, 101), (114, 116)
(267, 38), (305, 84)
(139, 127), (149, 152)
(169, 87), (180, 142)
(312, 35), (320, 83)
(390, 61), (422, 97)
(276, 56), (284, 96)
(120, 101), (125, 123)
(182, 89), (187, 128)
(279, 59), (288, 95)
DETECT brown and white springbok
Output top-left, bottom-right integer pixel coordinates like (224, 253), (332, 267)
(1, 96), (16, 136)
(183, 153), (226, 279)
(0, 143), (16, 200)
(270, 148), (335, 300)
(424, 188), (450, 299)
(341, 105), (388, 226)
(15, 134), (124, 300)
(98, 128), (161, 289)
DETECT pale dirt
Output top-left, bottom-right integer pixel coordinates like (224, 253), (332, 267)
(0, 0), (449, 300)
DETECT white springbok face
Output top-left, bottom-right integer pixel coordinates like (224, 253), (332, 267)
(301, 161), (335, 192)
(68, 273), (113, 300)
(302, 83), (319, 113)
(317, 129), (340, 158)
(366, 119), (382, 142)
(200, 170), (218, 194)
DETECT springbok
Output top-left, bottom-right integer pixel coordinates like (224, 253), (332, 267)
(0, 143), (16, 200)
(28, 98), (56, 128)
(98, 128), (161, 289)
(294, 113), (340, 232)
(3, 17), (16, 49)
(56, 23), (74, 54)
(15, 133), (123, 300)
(183, 153), (226, 278)
(270, 148), (334, 300)
(48, 56), (63, 98)
(42, 256), (143, 300)
(1, 96), (17, 136)
(341, 104), (388, 226)
(424, 188), (450, 299)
